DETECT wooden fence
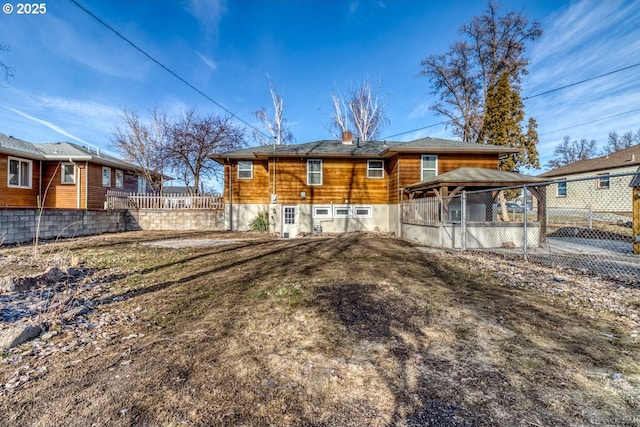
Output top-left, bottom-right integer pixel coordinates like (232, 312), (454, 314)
(106, 191), (224, 211)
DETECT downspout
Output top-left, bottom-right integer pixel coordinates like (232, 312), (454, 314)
(38, 160), (43, 205)
(228, 159), (233, 231)
(70, 159), (80, 209)
(85, 161), (89, 210)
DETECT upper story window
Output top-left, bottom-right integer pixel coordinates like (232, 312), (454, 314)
(307, 159), (323, 185)
(238, 161), (253, 179)
(8, 157), (32, 188)
(421, 155), (438, 181)
(138, 177), (148, 193)
(557, 180), (567, 197)
(115, 169), (124, 188)
(61, 163), (75, 184)
(597, 173), (610, 190)
(367, 160), (384, 178)
(102, 166), (111, 187)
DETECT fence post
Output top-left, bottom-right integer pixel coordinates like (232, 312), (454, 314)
(461, 191), (467, 251)
(588, 204), (593, 230)
(522, 185), (528, 261)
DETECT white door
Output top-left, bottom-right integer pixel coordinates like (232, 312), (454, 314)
(282, 206), (297, 238)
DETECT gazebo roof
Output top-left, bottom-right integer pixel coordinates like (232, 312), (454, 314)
(404, 167), (549, 193)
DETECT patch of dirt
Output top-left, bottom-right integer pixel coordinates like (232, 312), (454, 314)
(0, 230), (638, 426)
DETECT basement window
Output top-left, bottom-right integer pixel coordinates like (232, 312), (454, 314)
(8, 157), (32, 188)
(313, 206), (331, 218)
(334, 206), (352, 218)
(238, 161), (253, 179)
(353, 206), (372, 218)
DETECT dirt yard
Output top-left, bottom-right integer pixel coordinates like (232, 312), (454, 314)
(1, 231), (639, 426)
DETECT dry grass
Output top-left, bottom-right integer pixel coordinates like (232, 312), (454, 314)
(1, 231), (639, 426)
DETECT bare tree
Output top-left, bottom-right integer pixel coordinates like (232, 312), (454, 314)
(254, 76), (294, 146)
(546, 136), (597, 169)
(602, 129), (640, 154)
(112, 108), (170, 193)
(329, 76), (390, 141)
(1, 44), (15, 84)
(169, 109), (245, 194)
(420, 2), (542, 143)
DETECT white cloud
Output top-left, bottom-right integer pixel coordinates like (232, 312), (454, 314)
(6, 107), (90, 145)
(197, 52), (217, 71)
(185, 0), (226, 34)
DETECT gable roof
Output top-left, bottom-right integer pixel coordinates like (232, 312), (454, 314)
(540, 144), (640, 177)
(0, 133), (44, 158)
(0, 133), (139, 171)
(630, 166), (640, 188)
(405, 167), (548, 192)
(210, 137), (520, 162)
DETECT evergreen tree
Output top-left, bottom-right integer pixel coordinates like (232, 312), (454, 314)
(479, 73), (539, 171)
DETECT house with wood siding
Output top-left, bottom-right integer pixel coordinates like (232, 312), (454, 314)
(211, 132), (519, 237)
(1, 133), (143, 210)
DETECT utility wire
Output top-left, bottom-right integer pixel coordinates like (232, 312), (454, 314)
(69, 0), (269, 138)
(538, 107), (640, 136)
(382, 63), (640, 140)
(523, 62), (640, 100)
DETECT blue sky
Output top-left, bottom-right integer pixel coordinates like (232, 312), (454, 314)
(1, 0), (639, 177)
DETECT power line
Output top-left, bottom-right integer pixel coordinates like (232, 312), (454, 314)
(69, 0), (269, 138)
(523, 62), (640, 100)
(383, 63), (640, 140)
(538, 107), (640, 136)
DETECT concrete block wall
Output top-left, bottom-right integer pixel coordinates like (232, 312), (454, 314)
(126, 210), (225, 231)
(0, 209), (127, 245)
(0, 208), (225, 245)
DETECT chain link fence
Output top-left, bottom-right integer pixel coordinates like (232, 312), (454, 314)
(402, 171), (639, 284)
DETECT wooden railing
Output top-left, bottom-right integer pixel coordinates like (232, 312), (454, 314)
(106, 191), (224, 211)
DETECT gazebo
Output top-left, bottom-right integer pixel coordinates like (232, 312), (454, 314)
(401, 167), (551, 249)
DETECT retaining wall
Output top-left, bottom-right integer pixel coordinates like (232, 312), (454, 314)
(0, 209), (225, 245)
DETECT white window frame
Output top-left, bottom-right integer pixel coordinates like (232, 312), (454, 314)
(367, 160), (384, 179)
(557, 180), (567, 197)
(353, 206), (372, 218)
(102, 166), (111, 187)
(313, 206), (332, 218)
(138, 176), (147, 193)
(421, 155), (438, 181)
(115, 169), (124, 188)
(7, 157), (32, 189)
(597, 173), (610, 190)
(333, 206), (352, 218)
(61, 162), (75, 184)
(237, 161), (253, 179)
(307, 159), (323, 186)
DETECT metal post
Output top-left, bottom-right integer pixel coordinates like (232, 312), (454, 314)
(588, 204), (593, 230)
(461, 191), (467, 251)
(522, 185), (528, 261)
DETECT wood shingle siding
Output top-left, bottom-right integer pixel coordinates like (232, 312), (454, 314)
(41, 161), (78, 209)
(225, 158), (390, 205)
(0, 154), (41, 207)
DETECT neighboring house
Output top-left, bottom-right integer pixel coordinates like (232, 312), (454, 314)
(210, 132), (520, 237)
(540, 144), (640, 213)
(1, 133), (143, 210)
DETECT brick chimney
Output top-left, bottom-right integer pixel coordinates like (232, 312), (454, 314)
(342, 131), (353, 144)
